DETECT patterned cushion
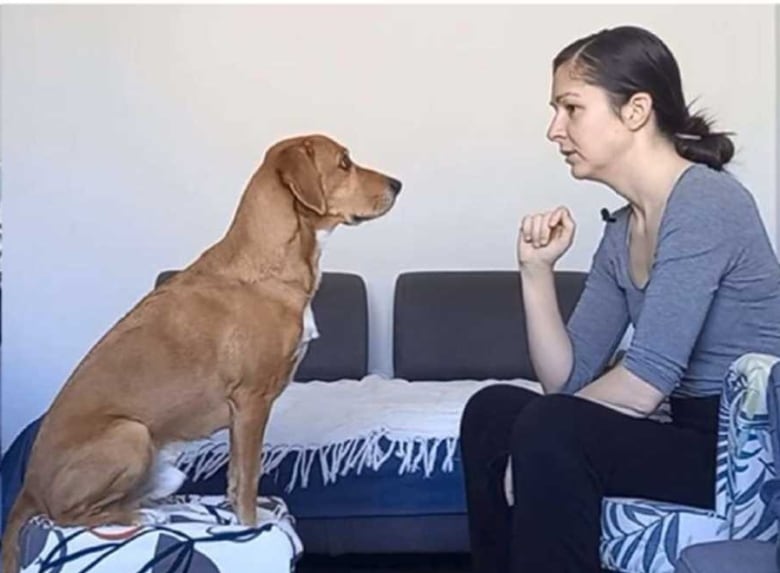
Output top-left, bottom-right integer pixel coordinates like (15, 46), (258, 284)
(600, 353), (780, 573)
(601, 498), (725, 572)
(18, 495), (302, 573)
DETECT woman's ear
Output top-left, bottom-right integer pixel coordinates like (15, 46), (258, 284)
(621, 92), (653, 132)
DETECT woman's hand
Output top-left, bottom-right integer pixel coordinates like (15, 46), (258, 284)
(517, 206), (576, 270)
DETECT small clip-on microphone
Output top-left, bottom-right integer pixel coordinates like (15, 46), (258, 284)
(600, 208), (616, 223)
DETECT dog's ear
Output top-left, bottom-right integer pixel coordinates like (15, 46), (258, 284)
(276, 140), (327, 215)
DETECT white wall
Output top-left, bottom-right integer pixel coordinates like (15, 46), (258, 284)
(777, 4), (780, 248)
(1, 5), (776, 447)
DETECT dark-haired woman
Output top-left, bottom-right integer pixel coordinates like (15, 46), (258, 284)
(459, 25), (780, 573)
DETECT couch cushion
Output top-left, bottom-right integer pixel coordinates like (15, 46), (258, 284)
(600, 496), (724, 573)
(176, 377), (542, 519)
(18, 495), (301, 573)
(185, 435), (468, 519)
(393, 270), (587, 381)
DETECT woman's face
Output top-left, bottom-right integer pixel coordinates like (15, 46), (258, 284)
(546, 61), (632, 183)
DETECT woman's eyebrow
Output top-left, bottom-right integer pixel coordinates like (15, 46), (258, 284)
(551, 91), (582, 105)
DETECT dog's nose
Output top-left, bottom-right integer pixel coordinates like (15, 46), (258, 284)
(387, 177), (402, 195)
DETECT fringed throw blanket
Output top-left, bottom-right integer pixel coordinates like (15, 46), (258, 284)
(175, 376), (542, 492)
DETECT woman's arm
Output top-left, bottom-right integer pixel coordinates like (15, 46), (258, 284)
(519, 207), (630, 394)
(576, 364), (665, 417)
(521, 265), (574, 393)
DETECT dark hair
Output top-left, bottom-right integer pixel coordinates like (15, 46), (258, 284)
(553, 26), (734, 170)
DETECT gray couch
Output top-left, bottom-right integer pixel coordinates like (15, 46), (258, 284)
(674, 540), (776, 573)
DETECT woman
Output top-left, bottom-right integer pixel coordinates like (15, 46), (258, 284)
(459, 25), (780, 573)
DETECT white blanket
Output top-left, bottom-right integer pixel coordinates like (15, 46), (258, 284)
(175, 376), (542, 492)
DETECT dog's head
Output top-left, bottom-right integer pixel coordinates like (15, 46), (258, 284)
(270, 134), (401, 227)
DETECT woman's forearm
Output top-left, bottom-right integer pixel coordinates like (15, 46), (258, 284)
(520, 265), (574, 393)
(576, 364), (665, 417)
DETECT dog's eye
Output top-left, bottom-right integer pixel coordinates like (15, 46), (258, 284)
(339, 154), (352, 170)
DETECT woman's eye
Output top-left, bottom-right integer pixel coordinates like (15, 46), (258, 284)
(565, 104), (577, 115)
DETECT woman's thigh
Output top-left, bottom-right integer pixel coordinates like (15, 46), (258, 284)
(460, 385), (541, 465)
(509, 394), (716, 509)
(461, 385), (540, 441)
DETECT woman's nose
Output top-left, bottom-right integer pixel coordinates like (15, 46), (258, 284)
(546, 115), (565, 142)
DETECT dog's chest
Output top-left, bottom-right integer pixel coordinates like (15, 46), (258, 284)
(293, 294), (319, 371)
(301, 302), (319, 345)
(292, 230), (330, 367)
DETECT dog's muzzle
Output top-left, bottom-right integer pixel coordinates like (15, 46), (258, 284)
(387, 177), (402, 196)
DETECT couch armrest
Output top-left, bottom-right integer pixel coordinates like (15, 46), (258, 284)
(718, 353), (780, 539)
(674, 539), (777, 573)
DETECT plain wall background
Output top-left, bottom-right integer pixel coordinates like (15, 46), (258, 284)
(2, 4), (777, 448)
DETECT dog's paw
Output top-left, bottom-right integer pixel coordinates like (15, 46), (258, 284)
(235, 505), (258, 527)
(135, 508), (167, 526)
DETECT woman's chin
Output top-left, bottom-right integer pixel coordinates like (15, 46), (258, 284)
(569, 163), (590, 180)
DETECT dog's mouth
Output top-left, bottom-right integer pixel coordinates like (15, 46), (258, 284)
(344, 189), (399, 226)
(346, 214), (374, 226)
(347, 198), (398, 226)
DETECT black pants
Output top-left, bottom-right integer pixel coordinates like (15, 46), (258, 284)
(459, 386), (719, 573)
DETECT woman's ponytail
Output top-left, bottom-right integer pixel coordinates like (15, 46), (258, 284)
(673, 114), (735, 171)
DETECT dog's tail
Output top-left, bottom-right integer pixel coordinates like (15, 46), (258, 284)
(2, 487), (39, 573)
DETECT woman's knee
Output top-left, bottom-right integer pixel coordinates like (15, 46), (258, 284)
(509, 394), (589, 456)
(460, 384), (536, 439)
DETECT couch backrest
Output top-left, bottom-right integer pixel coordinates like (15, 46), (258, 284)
(393, 270), (587, 381)
(155, 270), (368, 382)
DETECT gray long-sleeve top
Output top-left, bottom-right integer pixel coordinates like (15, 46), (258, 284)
(562, 163), (780, 398)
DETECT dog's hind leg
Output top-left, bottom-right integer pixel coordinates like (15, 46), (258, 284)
(43, 419), (155, 527)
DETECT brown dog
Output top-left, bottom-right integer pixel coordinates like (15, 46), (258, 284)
(2, 134), (401, 573)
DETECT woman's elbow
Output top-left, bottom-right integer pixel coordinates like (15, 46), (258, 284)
(634, 393), (665, 417)
(620, 367), (668, 416)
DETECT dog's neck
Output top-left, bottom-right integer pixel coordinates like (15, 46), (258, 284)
(193, 170), (329, 297)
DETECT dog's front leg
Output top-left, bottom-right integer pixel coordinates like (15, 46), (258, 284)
(227, 391), (273, 526)
(227, 421), (239, 511)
